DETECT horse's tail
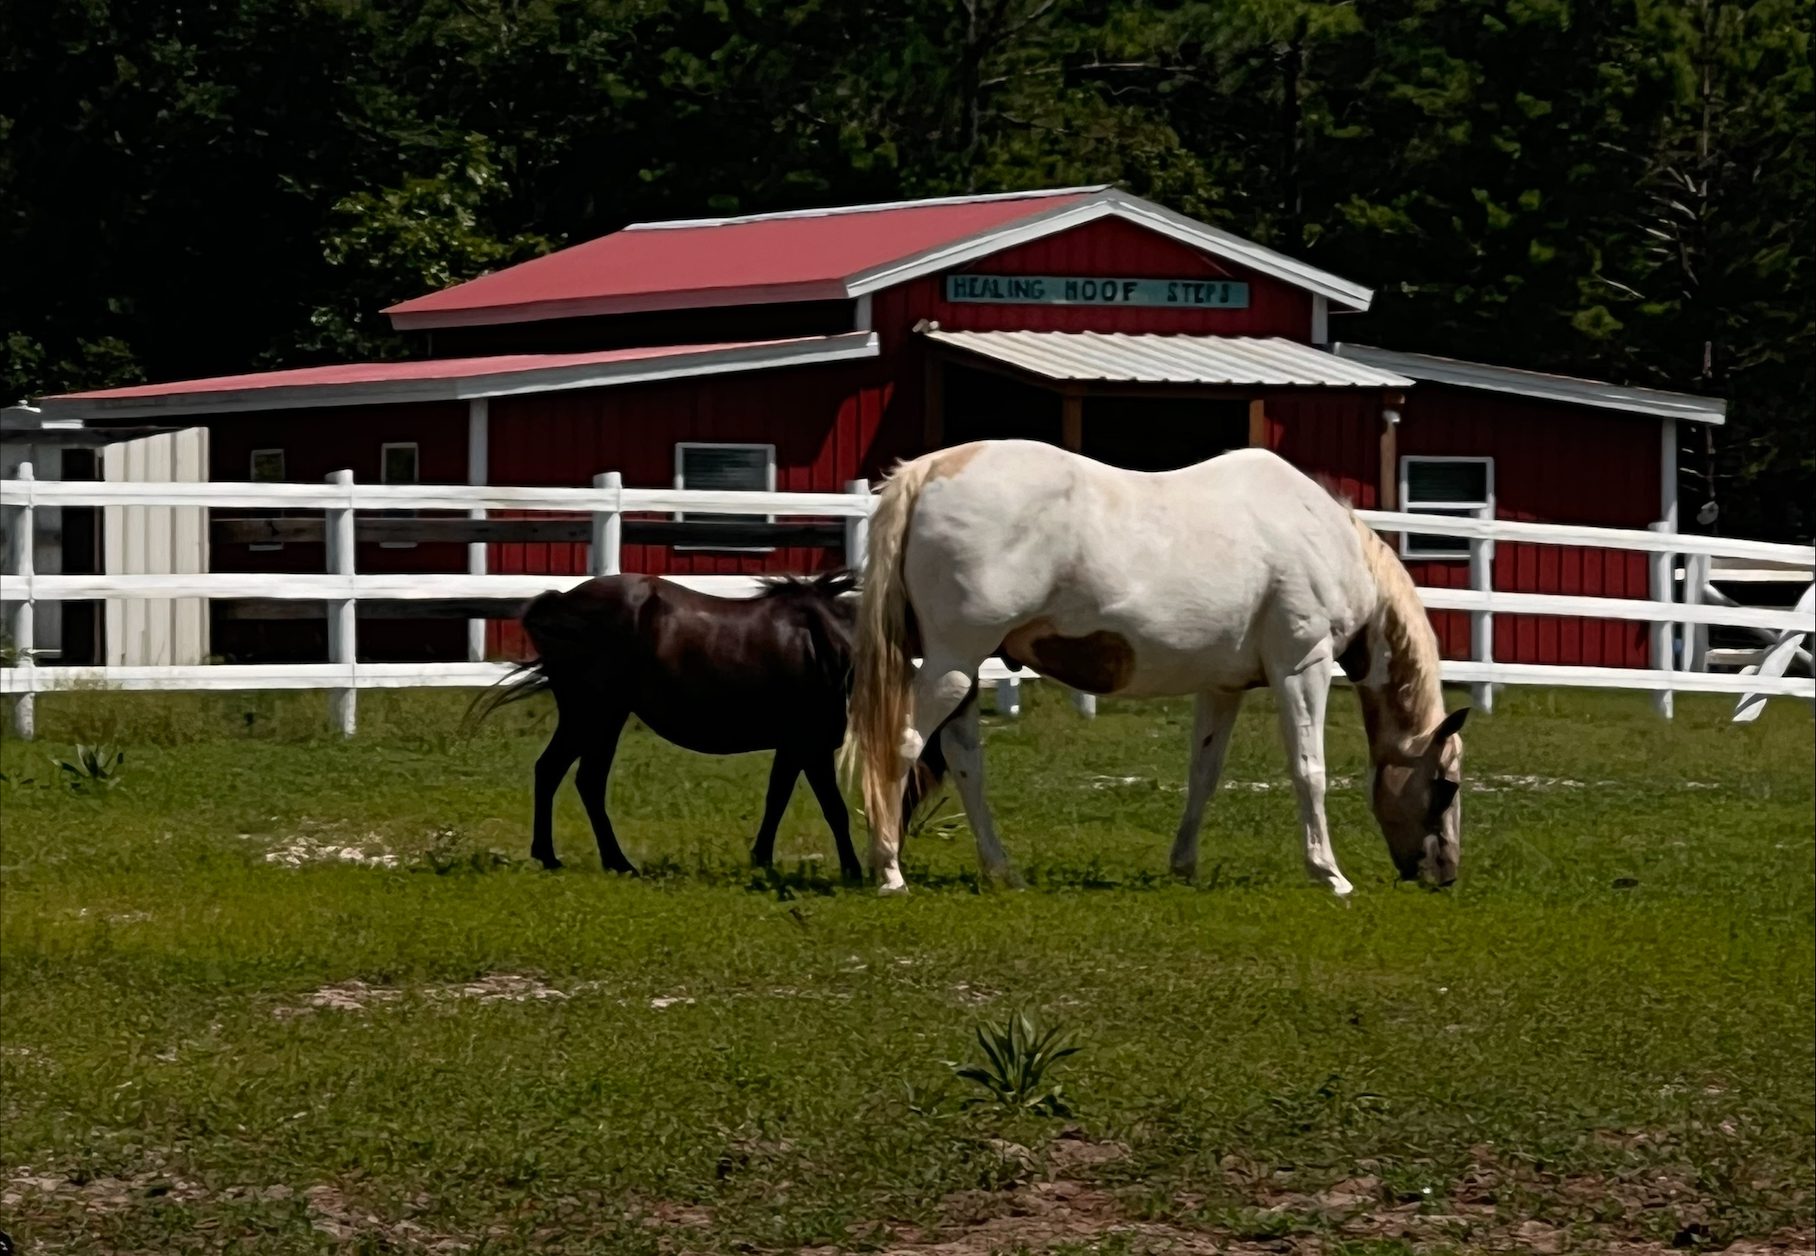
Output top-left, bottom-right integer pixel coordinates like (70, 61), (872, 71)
(463, 589), (577, 728)
(845, 454), (943, 849)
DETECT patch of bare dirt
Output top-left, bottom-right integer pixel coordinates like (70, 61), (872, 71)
(4, 1169), (476, 1252)
(780, 1133), (1816, 1256)
(271, 972), (597, 1018)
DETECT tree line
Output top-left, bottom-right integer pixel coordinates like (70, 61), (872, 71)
(3, 0), (1809, 537)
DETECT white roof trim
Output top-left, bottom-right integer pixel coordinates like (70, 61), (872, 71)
(1332, 343), (1726, 425)
(38, 334), (878, 420)
(846, 189), (1372, 311)
(628, 186), (1111, 230)
(926, 330), (1413, 388)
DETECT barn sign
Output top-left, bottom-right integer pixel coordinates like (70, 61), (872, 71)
(945, 273), (1250, 309)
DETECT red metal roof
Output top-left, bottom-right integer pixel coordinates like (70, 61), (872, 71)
(39, 334), (878, 417)
(384, 188), (1102, 329)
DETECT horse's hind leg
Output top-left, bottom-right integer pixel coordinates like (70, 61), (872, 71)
(1269, 651), (1353, 896)
(1170, 688), (1245, 881)
(937, 690), (1017, 888)
(532, 717), (583, 870)
(750, 749), (801, 870)
(803, 750), (864, 883)
(574, 711), (636, 875)
(873, 650), (988, 895)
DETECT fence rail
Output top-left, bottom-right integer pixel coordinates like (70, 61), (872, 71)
(4, 467), (1811, 737)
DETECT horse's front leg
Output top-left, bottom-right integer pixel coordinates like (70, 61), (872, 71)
(575, 712), (637, 875)
(803, 750), (864, 883)
(750, 749), (801, 870)
(1170, 688), (1245, 881)
(1269, 654), (1353, 896)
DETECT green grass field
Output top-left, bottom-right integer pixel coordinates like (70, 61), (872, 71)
(2, 685), (1811, 1255)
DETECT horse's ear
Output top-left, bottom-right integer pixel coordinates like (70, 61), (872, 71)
(1431, 706), (1470, 744)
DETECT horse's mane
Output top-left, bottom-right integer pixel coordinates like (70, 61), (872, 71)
(1352, 516), (1445, 735)
(756, 570), (860, 601)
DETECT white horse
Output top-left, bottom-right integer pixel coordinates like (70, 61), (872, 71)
(848, 439), (1468, 895)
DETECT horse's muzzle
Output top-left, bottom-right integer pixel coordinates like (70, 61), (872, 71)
(1396, 851), (1456, 887)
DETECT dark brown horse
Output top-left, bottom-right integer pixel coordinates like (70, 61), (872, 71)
(478, 571), (956, 880)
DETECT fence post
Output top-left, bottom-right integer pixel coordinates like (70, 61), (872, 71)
(591, 471), (622, 577)
(844, 479), (871, 571)
(1468, 530), (1495, 714)
(1069, 688), (1097, 718)
(1684, 551), (1710, 672)
(466, 398), (489, 663)
(325, 469), (357, 737)
(6, 461), (35, 739)
(1648, 521), (1675, 719)
(997, 674), (1021, 719)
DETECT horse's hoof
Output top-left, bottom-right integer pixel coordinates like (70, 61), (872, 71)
(839, 866), (865, 885)
(876, 880), (910, 897)
(604, 863), (640, 877)
(1170, 863), (1197, 883)
(536, 857), (564, 872)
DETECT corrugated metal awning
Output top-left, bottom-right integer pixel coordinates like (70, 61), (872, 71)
(924, 331), (1413, 388)
(1332, 342), (1726, 425)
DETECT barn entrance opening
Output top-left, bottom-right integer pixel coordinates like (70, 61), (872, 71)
(941, 363), (1062, 447)
(1080, 395), (1250, 471)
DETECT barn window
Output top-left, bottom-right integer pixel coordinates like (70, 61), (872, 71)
(380, 442), (420, 548)
(250, 449), (285, 483)
(248, 449), (286, 550)
(1399, 457), (1493, 559)
(674, 442), (776, 549)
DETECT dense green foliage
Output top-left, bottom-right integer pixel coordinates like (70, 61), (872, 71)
(3, 0), (1810, 536)
(2, 686), (1811, 1252)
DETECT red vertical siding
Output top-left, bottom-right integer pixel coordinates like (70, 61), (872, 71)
(1397, 386), (1663, 668)
(206, 404), (468, 661)
(485, 362), (889, 655)
(1262, 390), (1382, 508)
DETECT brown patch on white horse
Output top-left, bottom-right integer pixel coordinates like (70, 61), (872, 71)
(1001, 620), (1136, 694)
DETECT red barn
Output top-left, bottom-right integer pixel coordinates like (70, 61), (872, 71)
(37, 185), (1723, 669)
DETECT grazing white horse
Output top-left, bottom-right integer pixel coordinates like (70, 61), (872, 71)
(849, 439), (1468, 895)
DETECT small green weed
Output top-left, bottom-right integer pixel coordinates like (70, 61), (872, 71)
(953, 1010), (1083, 1117)
(54, 743), (124, 792)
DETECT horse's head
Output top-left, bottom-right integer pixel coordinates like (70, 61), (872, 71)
(1370, 705), (1468, 886)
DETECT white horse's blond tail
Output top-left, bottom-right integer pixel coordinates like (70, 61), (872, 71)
(847, 455), (942, 863)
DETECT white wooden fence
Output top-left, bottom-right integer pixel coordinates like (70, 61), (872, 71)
(2, 466), (1811, 738)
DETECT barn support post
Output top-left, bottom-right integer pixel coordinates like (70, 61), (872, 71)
(1378, 396), (1402, 511)
(6, 460), (36, 739)
(1060, 391), (1084, 453)
(997, 675), (1022, 719)
(1468, 532), (1495, 714)
(924, 352), (945, 450)
(465, 399), (489, 662)
(590, 471), (622, 577)
(1648, 521), (1676, 719)
(325, 469), (358, 737)
(843, 479), (871, 569)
